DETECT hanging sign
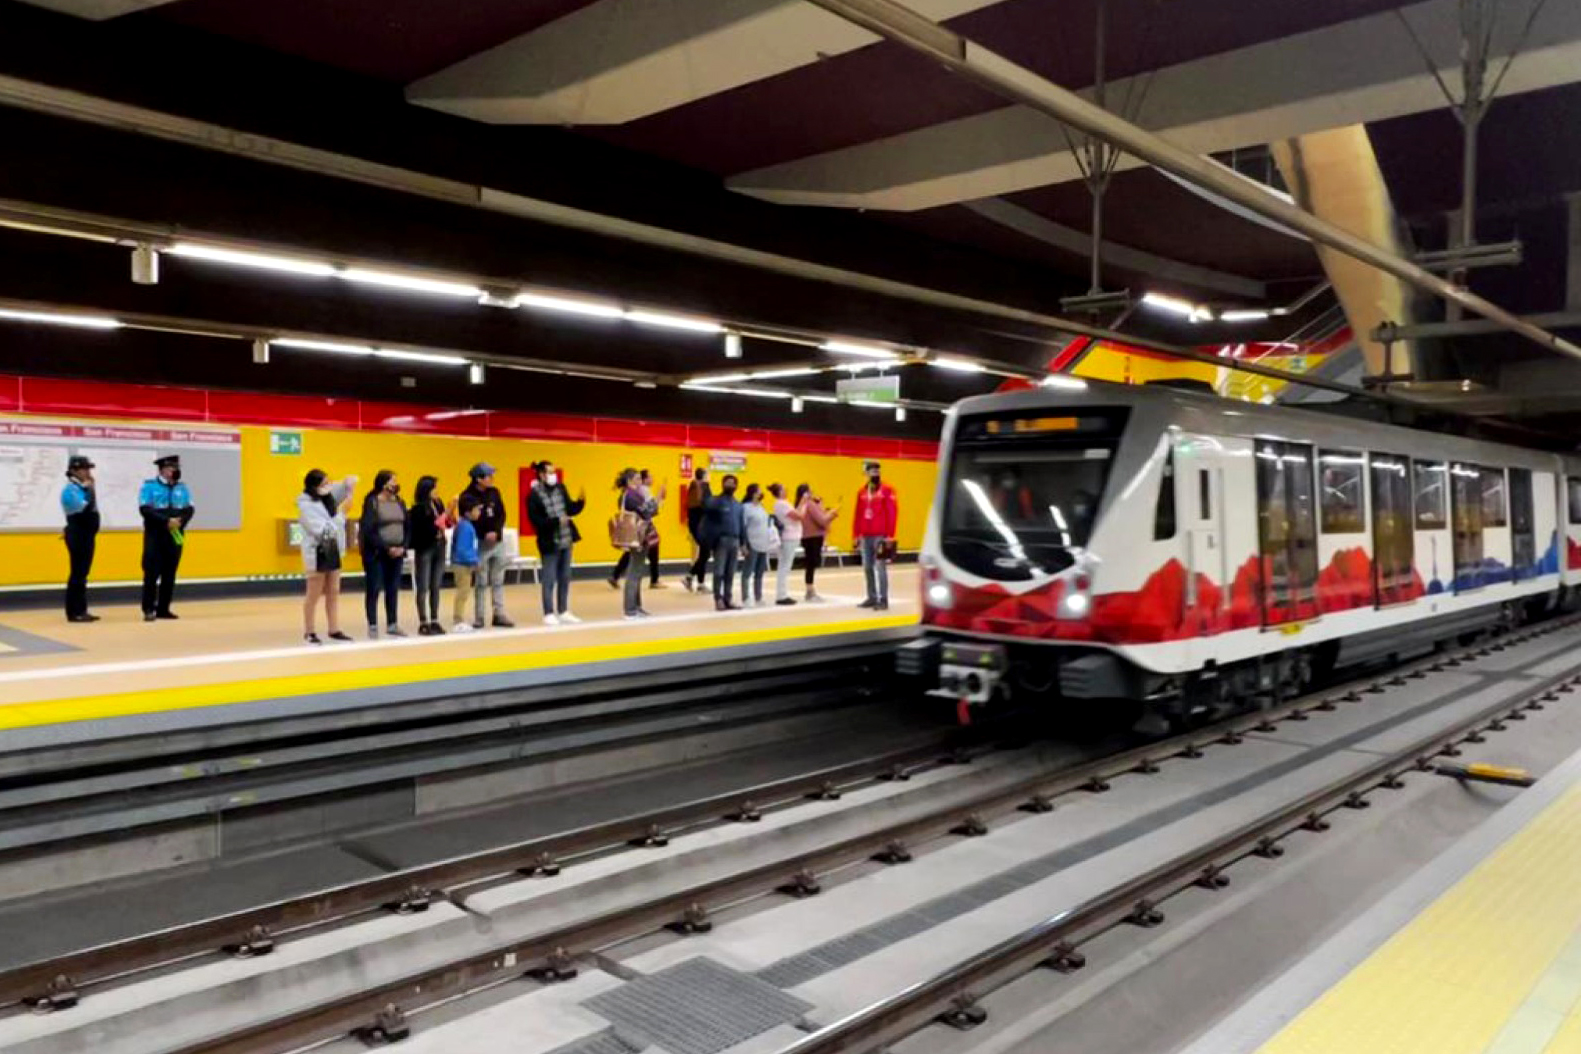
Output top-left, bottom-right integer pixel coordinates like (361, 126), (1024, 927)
(836, 375), (900, 404)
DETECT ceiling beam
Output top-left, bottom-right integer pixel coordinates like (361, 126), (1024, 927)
(14, 0), (178, 20)
(407, 0), (1004, 126)
(732, 0), (1581, 212)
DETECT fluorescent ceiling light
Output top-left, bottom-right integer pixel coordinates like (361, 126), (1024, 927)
(271, 337), (466, 366)
(0, 307), (121, 330)
(680, 383), (789, 399)
(515, 292), (623, 319)
(791, 397), (805, 414)
(895, 406), (908, 422)
(1220, 309), (1271, 322)
(930, 357), (984, 373)
(822, 340), (898, 361)
(625, 310), (723, 334)
(1140, 292), (1200, 318)
(373, 348), (469, 366)
(691, 372), (751, 385)
(340, 268), (482, 298)
(273, 338), (375, 355)
(748, 367), (820, 380)
(168, 243), (336, 277)
(1041, 375), (1089, 391)
(724, 332), (743, 359)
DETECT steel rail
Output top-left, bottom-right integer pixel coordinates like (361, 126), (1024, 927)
(123, 617), (1579, 1054)
(803, 0), (1581, 365)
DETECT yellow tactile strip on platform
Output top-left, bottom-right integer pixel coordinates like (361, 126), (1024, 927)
(0, 616), (915, 731)
(1256, 782), (1581, 1054)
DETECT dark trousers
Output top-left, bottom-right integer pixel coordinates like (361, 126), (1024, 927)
(688, 512), (710, 581)
(613, 541), (660, 586)
(541, 545), (573, 616)
(801, 536), (825, 586)
(364, 550), (403, 627)
(712, 536), (740, 604)
(141, 530), (182, 615)
(623, 548), (647, 615)
(413, 545), (445, 624)
(65, 525), (97, 618)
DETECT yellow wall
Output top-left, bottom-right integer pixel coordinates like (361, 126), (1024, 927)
(3, 416), (939, 587)
(1073, 344), (1220, 387)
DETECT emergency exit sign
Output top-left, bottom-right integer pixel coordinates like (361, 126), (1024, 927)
(269, 431), (303, 456)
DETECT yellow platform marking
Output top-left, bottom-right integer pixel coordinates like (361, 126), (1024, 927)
(0, 615), (915, 731)
(1256, 782), (1581, 1054)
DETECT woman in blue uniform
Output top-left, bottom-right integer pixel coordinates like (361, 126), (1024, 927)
(139, 454), (195, 622)
(61, 454), (100, 623)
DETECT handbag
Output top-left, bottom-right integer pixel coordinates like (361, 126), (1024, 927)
(315, 529), (343, 572)
(609, 497), (644, 551)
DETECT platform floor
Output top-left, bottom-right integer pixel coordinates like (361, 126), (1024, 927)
(0, 566), (917, 732)
(1191, 742), (1581, 1054)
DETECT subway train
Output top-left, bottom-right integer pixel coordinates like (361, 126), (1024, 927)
(911, 378), (1581, 726)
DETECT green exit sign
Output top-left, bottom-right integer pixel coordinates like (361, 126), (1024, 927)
(270, 431), (303, 456)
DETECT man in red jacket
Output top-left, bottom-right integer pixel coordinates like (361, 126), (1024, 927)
(853, 460), (898, 610)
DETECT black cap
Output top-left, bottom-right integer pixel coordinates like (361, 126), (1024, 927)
(154, 454), (181, 468)
(67, 455), (94, 472)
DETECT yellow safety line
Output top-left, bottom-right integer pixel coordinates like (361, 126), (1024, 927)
(0, 615), (916, 731)
(1255, 782), (1581, 1054)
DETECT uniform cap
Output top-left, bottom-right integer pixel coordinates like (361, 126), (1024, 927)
(154, 454), (182, 468)
(67, 455), (95, 472)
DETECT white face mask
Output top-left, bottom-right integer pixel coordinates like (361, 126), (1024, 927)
(544, 472), (559, 487)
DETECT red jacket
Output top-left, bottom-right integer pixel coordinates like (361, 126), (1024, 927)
(853, 483), (898, 539)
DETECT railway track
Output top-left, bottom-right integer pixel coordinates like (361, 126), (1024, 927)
(8, 614), (1576, 1054)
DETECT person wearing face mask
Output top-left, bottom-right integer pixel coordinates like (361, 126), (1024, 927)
(795, 483), (838, 603)
(138, 454), (195, 622)
(853, 460), (898, 611)
(684, 467), (712, 592)
(359, 469), (409, 639)
(526, 460), (587, 625)
(702, 474), (745, 611)
(409, 476), (450, 636)
(610, 469), (666, 592)
(740, 482), (779, 608)
(61, 455), (101, 623)
(297, 468), (357, 644)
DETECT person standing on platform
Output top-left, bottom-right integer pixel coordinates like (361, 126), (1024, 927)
(297, 468), (356, 644)
(853, 460), (898, 611)
(740, 483), (778, 608)
(359, 470), (409, 639)
(450, 501), (481, 633)
(704, 474), (743, 611)
(685, 467), (712, 592)
(767, 483), (802, 607)
(795, 483), (838, 603)
(459, 463), (513, 629)
(409, 476), (450, 636)
(526, 460), (586, 625)
(61, 455), (101, 623)
(610, 469), (665, 592)
(616, 467), (658, 619)
(138, 454), (194, 622)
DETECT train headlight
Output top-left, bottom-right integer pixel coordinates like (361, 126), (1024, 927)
(1059, 591), (1090, 618)
(927, 582), (954, 609)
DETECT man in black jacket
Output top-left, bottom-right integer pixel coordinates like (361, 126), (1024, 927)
(458, 463), (512, 628)
(525, 460), (586, 625)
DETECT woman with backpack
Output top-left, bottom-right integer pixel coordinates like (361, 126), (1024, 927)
(740, 482), (779, 608)
(409, 475), (451, 636)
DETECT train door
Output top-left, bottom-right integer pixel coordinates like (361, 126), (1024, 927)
(1450, 463), (1484, 590)
(1370, 453), (1415, 605)
(1509, 468), (1535, 579)
(1255, 440), (1319, 625)
(1412, 460), (1451, 594)
(1178, 436), (1226, 611)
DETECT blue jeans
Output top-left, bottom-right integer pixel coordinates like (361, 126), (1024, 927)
(713, 536), (740, 604)
(860, 536), (888, 604)
(741, 549), (769, 603)
(540, 546), (573, 615)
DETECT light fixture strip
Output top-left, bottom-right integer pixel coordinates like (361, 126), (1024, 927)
(0, 307), (121, 329)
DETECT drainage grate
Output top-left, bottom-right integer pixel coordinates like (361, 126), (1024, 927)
(545, 1030), (643, 1054)
(584, 957), (812, 1054)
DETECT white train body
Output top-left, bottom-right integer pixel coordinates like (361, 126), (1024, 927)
(918, 381), (1581, 713)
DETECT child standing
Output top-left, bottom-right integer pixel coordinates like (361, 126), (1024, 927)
(451, 502), (482, 633)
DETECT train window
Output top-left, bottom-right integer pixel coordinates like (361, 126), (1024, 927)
(1318, 450), (1366, 534)
(1413, 460), (1448, 529)
(1199, 470), (1211, 520)
(1371, 454), (1415, 604)
(1451, 463), (1485, 589)
(1480, 468), (1508, 527)
(1256, 440), (1319, 624)
(1570, 478), (1581, 524)
(1153, 447), (1176, 540)
(1509, 468), (1535, 576)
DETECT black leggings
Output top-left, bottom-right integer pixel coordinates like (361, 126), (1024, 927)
(364, 550), (402, 627)
(801, 536), (825, 586)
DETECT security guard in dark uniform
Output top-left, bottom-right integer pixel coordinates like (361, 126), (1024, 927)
(61, 454), (101, 623)
(139, 454), (195, 621)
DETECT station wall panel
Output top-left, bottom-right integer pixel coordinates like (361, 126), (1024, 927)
(0, 375), (939, 588)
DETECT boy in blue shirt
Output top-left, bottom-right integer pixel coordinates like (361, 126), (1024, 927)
(138, 454), (195, 622)
(450, 501), (482, 633)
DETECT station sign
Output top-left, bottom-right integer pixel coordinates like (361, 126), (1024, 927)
(269, 431), (303, 456)
(836, 375), (900, 405)
(708, 452), (748, 473)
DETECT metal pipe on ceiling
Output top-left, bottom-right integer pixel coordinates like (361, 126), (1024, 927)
(0, 73), (1379, 404)
(801, 0), (1581, 366)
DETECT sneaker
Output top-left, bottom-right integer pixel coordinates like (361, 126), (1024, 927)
(493, 615), (516, 629)
(418, 623), (433, 636)
(776, 597), (797, 606)
(606, 578), (619, 590)
(472, 621), (485, 631)
(453, 622), (475, 634)
(386, 625), (407, 638)
(651, 581), (669, 590)
(143, 610), (156, 622)
(68, 613), (97, 623)
(560, 612), (582, 624)
(636, 608), (653, 618)
(682, 576), (694, 593)
(715, 599), (727, 612)
(805, 590), (823, 603)
(544, 613), (561, 626)
(430, 622), (446, 636)
(156, 610), (179, 620)
(368, 625), (379, 640)
(858, 599), (878, 609)
(304, 632), (323, 645)
(328, 631), (353, 642)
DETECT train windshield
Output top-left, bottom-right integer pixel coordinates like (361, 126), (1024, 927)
(943, 409), (1125, 579)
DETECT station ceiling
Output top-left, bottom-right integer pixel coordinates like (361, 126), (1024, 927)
(2, 0), (1580, 439)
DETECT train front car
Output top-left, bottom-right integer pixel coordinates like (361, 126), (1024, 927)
(917, 381), (1191, 725)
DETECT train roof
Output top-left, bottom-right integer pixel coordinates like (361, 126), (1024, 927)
(948, 379), (1576, 472)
